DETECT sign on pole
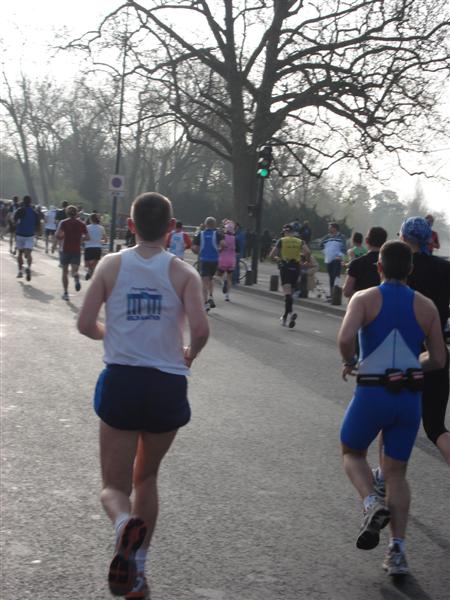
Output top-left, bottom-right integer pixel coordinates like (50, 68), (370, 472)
(109, 175), (125, 193)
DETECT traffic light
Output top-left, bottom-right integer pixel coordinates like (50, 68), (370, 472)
(256, 144), (272, 178)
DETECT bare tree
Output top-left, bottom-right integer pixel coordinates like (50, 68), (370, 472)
(69, 0), (450, 223)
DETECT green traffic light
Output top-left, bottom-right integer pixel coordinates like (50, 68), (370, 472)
(258, 168), (269, 177)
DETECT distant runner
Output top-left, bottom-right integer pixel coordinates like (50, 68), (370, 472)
(56, 205), (89, 300)
(14, 196), (41, 281)
(269, 224), (310, 328)
(166, 220), (192, 260)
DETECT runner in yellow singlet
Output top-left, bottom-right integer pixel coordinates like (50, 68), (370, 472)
(270, 224), (311, 328)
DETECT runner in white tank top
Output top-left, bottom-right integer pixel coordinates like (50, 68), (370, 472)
(77, 192), (209, 596)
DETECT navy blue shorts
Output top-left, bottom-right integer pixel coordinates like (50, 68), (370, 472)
(94, 364), (191, 433)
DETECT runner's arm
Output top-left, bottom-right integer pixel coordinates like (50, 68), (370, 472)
(77, 260), (109, 340)
(338, 293), (365, 380)
(182, 271), (209, 366)
(420, 301), (446, 371)
(343, 274), (356, 299)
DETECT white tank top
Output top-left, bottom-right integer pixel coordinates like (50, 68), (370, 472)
(103, 248), (189, 375)
(169, 231), (186, 257)
(85, 223), (105, 248)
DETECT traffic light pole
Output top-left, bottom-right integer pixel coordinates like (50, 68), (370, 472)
(109, 30), (128, 253)
(251, 176), (265, 283)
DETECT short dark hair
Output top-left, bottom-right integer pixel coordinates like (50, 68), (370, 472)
(380, 240), (412, 280)
(352, 232), (363, 245)
(90, 213), (100, 224)
(131, 192), (172, 241)
(329, 222), (339, 231)
(66, 205), (78, 217)
(23, 196), (32, 206)
(176, 220), (183, 228)
(367, 226), (387, 248)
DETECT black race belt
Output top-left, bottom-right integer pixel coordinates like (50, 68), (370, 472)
(357, 368), (424, 392)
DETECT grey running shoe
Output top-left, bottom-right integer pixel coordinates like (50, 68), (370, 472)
(372, 467), (386, 498)
(17, 270), (23, 278)
(288, 313), (297, 329)
(204, 302), (210, 312)
(280, 314), (287, 326)
(125, 573), (150, 599)
(208, 297), (216, 308)
(383, 543), (409, 576)
(74, 277), (81, 292)
(62, 292), (69, 301)
(356, 498), (390, 550)
(25, 267), (31, 281)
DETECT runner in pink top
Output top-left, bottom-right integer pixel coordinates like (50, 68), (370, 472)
(218, 221), (239, 301)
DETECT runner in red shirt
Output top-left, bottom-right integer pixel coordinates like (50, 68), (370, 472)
(56, 205), (89, 300)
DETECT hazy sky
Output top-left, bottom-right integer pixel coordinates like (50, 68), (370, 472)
(2, 0), (450, 224)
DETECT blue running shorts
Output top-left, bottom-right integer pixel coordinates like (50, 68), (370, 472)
(340, 386), (422, 462)
(94, 364), (190, 433)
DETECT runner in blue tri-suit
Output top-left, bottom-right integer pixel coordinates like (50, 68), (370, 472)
(192, 217), (223, 311)
(338, 240), (445, 577)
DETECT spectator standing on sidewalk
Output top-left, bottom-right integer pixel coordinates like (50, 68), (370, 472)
(77, 191), (209, 598)
(320, 222), (347, 298)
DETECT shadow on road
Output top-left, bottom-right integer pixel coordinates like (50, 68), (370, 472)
(65, 301), (80, 315)
(19, 282), (54, 304)
(381, 575), (435, 600)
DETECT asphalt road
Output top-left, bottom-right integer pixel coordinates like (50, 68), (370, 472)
(1, 240), (449, 600)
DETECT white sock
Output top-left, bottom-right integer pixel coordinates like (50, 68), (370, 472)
(135, 548), (148, 574)
(114, 513), (130, 540)
(376, 466), (385, 481)
(363, 494), (378, 511)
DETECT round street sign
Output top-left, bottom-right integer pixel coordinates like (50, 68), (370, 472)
(109, 175), (125, 192)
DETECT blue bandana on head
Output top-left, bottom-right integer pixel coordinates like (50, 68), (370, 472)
(400, 217), (432, 255)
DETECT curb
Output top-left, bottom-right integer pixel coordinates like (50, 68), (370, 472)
(233, 282), (347, 317)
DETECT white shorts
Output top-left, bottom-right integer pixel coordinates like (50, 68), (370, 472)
(16, 235), (35, 250)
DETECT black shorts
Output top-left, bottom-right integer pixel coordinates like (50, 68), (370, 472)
(60, 251), (81, 266)
(200, 260), (218, 278)
(84, 247), (102, 261)
(422, 346), (449, 443)
(45, 228), (56, 237)
(279, 262), (300, 286)
(94, 364), (191, 433)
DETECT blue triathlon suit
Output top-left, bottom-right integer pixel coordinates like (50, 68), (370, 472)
(340, 282), (425, 461)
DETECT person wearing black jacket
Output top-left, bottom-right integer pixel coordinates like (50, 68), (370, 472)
(400, 217), (450, 467)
